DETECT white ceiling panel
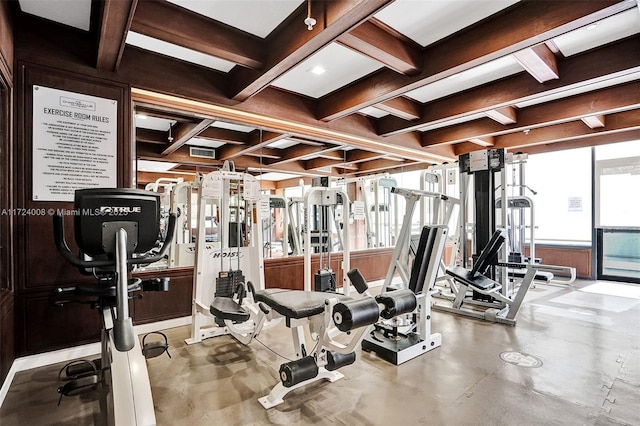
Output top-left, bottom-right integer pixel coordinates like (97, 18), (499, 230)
(406, 55), (524, 103)
(166, 0), (303, 38)
(272, 43), (384, 99)
(419, 111), (486, 132)
(126, 32), (236, 72)
(266, 138), (299, 149)
(137, 160), (179, 172)
(359, 106), (390, 118)
(211, 121), (256, 132)
(186, 137), (226, 149)
(374, 0), (519, 47)
(256, 172), (301, 181)
(515, 71), (640, 109)
(18, 0), (92, 31)
(135, 115), (175, 131)
(552, 9), (640, 57)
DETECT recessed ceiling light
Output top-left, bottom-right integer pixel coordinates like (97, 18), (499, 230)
(584, 23), (599, 31)
(309, 65), (326, 75)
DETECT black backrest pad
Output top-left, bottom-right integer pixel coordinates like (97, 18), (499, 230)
(74, 188), (161, 257)
(408, 226), (438, 294)
(470, 229), (505, 276)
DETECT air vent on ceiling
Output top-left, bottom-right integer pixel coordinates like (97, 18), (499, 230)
(190, 147), (216, 159)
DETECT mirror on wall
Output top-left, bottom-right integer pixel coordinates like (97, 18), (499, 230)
(132, 102), (419, 269)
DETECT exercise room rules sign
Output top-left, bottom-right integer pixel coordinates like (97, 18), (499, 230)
(32, 85), (117, 202)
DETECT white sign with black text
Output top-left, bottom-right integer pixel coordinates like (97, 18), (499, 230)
(32, 85), (117, 201)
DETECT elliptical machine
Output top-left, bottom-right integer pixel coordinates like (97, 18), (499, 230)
(53, 188), (176, 425)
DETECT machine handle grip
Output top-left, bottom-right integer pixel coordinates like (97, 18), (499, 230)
(53, 212), (178, 267)
(53, 214), (112, 268)
(347, 268), (369, 294)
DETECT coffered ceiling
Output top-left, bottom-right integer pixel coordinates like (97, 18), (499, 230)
(15, 0), (640, 187)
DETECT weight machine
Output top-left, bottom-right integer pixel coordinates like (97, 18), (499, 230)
(262, 195), (289, 258)
(53, 188), (176, 425)
(358, 187), (456, 364)
(303, 186), (351, 294)
(167, 178), (204, 268)
(186, 165), (266, 345)
(366, 176), (398, 248)
(434, 149), (574, 325)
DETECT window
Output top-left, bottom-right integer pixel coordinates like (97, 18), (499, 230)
(525, 147), (592, 245)
(595, 140), (640, 228)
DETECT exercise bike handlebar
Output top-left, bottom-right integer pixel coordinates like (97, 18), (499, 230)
(53, 213), (178, 268)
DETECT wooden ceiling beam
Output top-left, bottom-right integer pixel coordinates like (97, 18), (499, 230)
(125, 49), (452, 163)
(377, 34), (640, 136)
(337, 19), (422, 75)
(136, 128), (166, 145)
(216, 131), (289, 161)
(266, 144), (342, 166)
(468, 136), (495, 147)
(244, 148), (282, 160)
(581, 115), (606, 129)
(356, 158), (419, 174)
(485, 106), (517, 125)
(197, 126), (251, 145)
(305, 157), (343, 170)
(421, 80), (640, 147)
(346, 149), (388, 163)
(95, 0), (137, 71)
(161, 118), (215, 156)
(513, 44), (560, 83)
(229, 0), (393, 101)
(317, 0), (634, 121)
(139, 143), (317, 176)
(375, 97), (421, 121)
(491, 109), (640, 150)
(518, 128), (640, 155)
(130, 0), (264, 69)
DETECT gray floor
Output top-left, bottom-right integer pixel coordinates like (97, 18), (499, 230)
(1, 279), (639, 425)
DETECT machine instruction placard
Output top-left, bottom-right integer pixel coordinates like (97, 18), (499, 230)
(32, 85), (117, 201)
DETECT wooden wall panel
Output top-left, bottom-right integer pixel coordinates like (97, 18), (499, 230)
(12, 63), (131, 354)
(524, 246), (592, 279)
(132, 269), (194, 324)
(0, 0), (13, 81)
(19, 293), (102, 354)
(265, 248), (394, 290)
(0, 292), (14, 385)
(0, 0), (13, 386)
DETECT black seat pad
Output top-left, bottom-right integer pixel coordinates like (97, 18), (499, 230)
(446, 266), (496, 290)
(254, 289), (351, 319)
(210, 296), (250, 322)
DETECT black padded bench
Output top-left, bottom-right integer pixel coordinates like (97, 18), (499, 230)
(446, 229), (505, 291)
(254, 289), (351, 319)
(210, 297), (250, 323)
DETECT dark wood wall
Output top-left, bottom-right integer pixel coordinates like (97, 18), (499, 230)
(0, 0), (13, 387)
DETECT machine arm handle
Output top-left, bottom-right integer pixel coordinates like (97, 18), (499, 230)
(53, 213), (177, 267)
(53, 214), (113, 268)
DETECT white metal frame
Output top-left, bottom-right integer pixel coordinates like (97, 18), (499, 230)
(303, 187), (351, 294)
(186, 170), (266, 345)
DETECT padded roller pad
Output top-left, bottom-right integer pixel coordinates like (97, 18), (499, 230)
(254, 289), (351, 319)
(210, 296), (250, 322)
(376, 289), (417, 319)
(446, 266), (496, 290)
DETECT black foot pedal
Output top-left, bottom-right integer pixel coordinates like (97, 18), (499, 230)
(57, 359), (100, 406)
(60, 359), (101, 380)
(142, 331), (171, 360)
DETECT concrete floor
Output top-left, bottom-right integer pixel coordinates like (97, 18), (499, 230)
(1, 279), (639, 425)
